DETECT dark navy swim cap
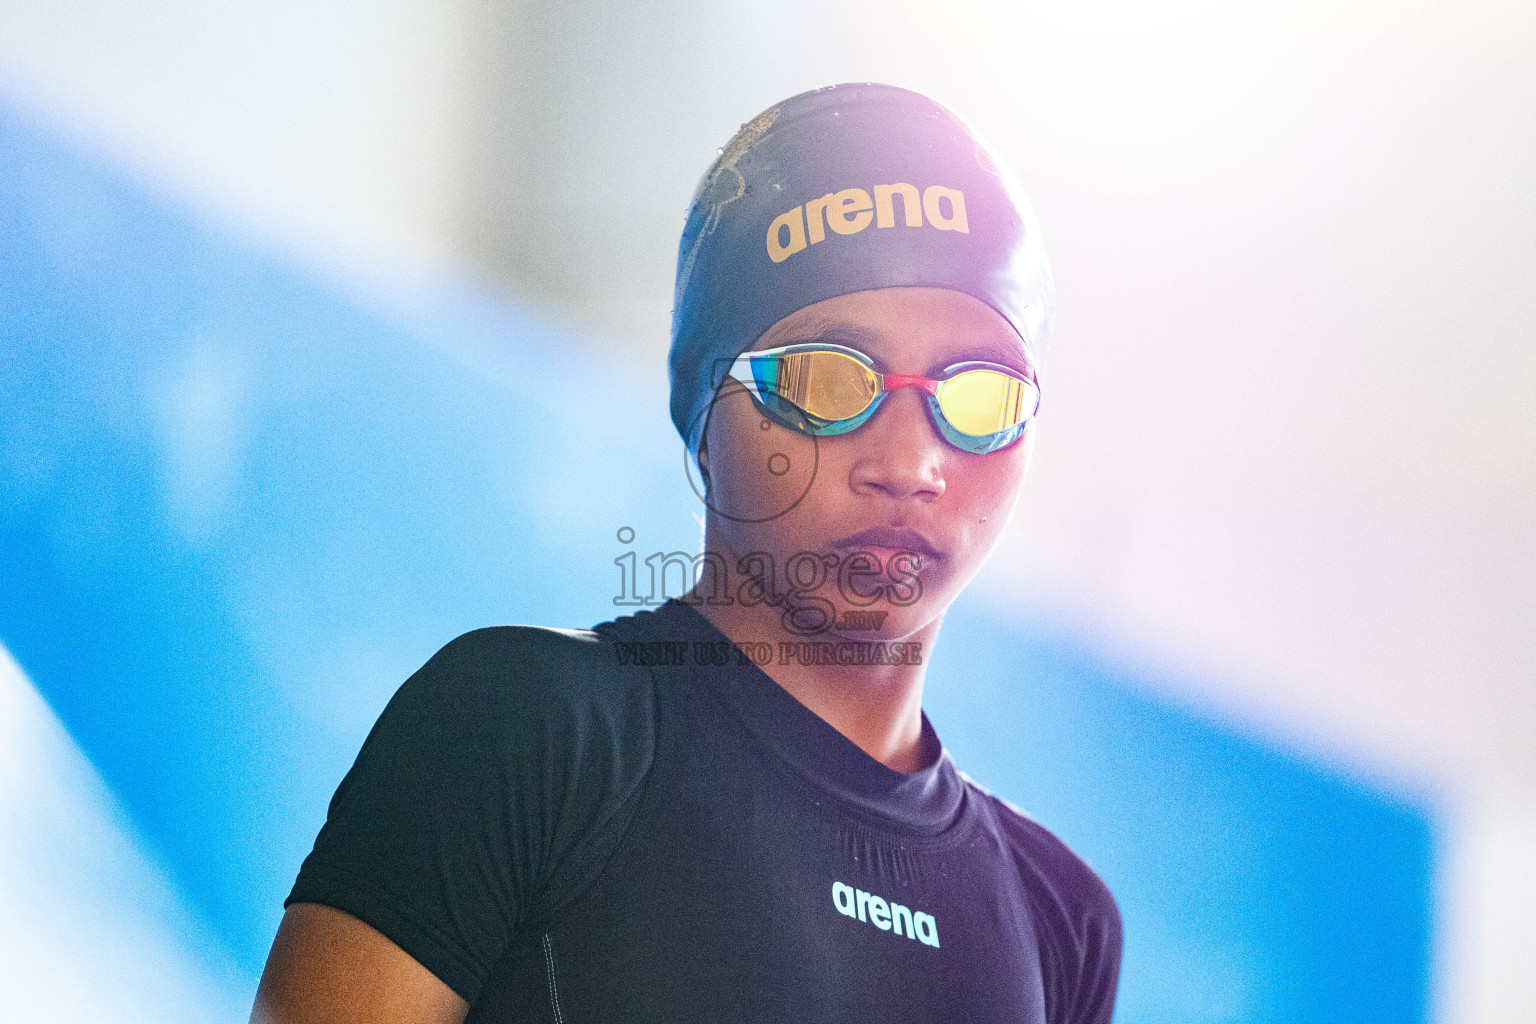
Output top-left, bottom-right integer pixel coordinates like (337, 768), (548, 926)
(669, 82), (1052, 454)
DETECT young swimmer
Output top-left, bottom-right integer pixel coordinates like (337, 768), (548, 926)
(254, 83), (1122, 1024)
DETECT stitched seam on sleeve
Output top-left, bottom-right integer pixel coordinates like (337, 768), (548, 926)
(541, 932), (566, 1024)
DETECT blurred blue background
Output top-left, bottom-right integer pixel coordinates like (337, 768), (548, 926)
(6, 0), (1534, 1020)
(1, 91), (1435, 1021)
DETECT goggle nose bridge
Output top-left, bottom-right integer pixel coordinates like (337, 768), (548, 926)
(874, 372), (940, 397)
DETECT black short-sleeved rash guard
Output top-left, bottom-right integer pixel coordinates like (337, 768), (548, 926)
(288, 599), (1122, 1023)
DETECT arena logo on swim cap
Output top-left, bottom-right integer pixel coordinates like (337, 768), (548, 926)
(766, 184), (969, 264)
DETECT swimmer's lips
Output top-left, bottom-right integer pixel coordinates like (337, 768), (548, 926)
(830, 526), (942, 565)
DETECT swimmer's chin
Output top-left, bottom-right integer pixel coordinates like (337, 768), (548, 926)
(819, 607), (933, 644)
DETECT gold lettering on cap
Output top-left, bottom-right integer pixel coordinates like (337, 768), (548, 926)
(874, 183), (922, 228)
(827, 188), (874, 235)
(767, 206), (808, 263)
(766, 185), (968, 262)
(804, 193), (835, 245)
(922, 186), (968, 233)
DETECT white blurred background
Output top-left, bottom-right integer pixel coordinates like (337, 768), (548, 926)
(1, 0), (1532, 1019)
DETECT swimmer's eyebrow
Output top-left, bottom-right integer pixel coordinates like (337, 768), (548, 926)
(957, 338), (1036, 378)
(773, 322), (883, 350)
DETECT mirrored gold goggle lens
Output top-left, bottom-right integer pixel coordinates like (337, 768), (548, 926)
(934, 368), (1035, 436)
(773, 350), (879, 421)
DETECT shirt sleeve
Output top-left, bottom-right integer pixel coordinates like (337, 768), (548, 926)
(285, 626), (656, 1003)
(987, 795), (1124, 1024)
(1065, 872), (1122, 1024)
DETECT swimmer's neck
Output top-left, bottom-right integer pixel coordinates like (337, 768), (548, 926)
(685, 586), (939, 775)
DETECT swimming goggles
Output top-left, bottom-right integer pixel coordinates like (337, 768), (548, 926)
(721, 342), (1040, 455)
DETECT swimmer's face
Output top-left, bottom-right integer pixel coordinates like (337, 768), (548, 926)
(699, 286), (1036, 640)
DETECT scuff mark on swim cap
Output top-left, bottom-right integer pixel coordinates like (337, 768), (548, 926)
(674, 107), (779, 309)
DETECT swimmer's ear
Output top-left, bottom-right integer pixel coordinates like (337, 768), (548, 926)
(696, 436), (711, 491)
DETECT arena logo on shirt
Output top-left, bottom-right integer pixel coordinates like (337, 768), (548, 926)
(832, 880), (941, 948)
(766, 185), (969, 263)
